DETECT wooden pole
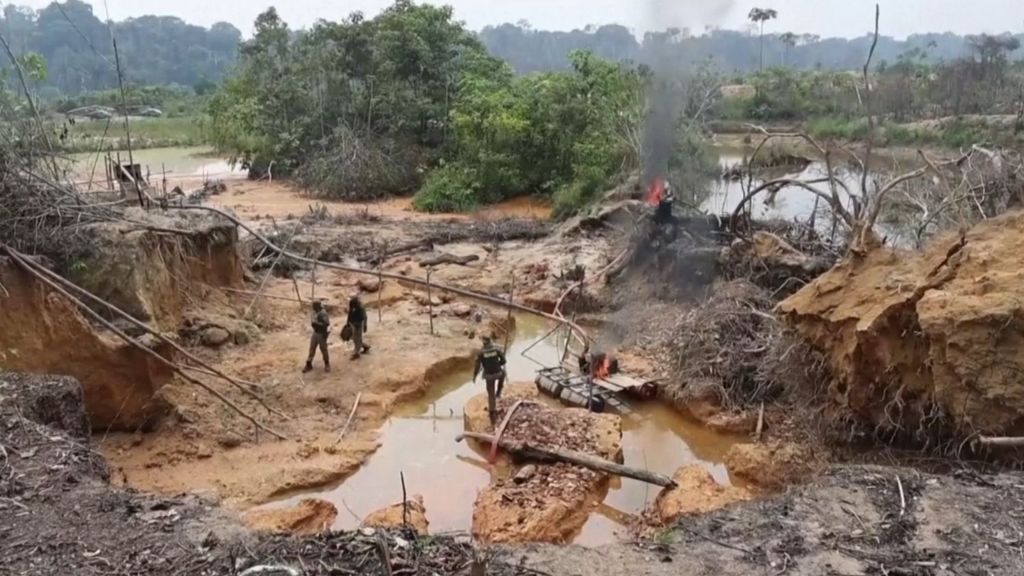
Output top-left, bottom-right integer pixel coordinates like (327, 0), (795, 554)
(311, 260), (317, 300)
(162, 162), (167, 196)
(489, 400), (525, 464)
(456, 431), (677, 488)
(336, 392), (362, 442)
(502, 274), (516, 354)
(377, 243), (385, 323)
(426, 268), (434, 336)
(561, 274), (585, 366)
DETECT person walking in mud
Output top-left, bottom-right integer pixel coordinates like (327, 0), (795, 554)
(303, 300), (331, 373)
(474, 335), (507, 426)
(346, 295), (371, 360)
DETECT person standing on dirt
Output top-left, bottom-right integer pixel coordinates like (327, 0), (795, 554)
(304, 300), (331, 373)
(347, 296), (371, 359)
(474, 335), (507, 426)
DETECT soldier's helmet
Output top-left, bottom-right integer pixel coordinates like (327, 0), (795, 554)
(312, 300), (323, 311)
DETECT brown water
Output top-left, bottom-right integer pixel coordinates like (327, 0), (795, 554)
(265, 315), (741, 545)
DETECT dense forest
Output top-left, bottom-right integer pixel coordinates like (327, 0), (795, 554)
(480, 23), (1024, 75)
(0, 0), (239, 95)
(207, 2), (699, 216)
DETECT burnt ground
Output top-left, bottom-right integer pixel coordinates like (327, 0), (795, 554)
(0, 372), (532, 576)
(515, 465), (1024, 576)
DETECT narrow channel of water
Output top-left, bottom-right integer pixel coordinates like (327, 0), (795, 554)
(266, 315), (741, 545)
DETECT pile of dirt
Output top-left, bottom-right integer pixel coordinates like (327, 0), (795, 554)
(725, 442), (822, 490)
(649, 465), (752, 525)
(361, 495), (430, 535)
(466, 391), (622, 544)
(780, 210), (1024, 443)
(0, 257), (174, 430)
(244, 499), (338, 535)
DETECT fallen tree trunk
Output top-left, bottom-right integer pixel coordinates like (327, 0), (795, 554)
(420, 253), (480, 267)
(456, 431), (677, 488)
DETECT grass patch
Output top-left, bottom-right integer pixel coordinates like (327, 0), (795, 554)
(59, 116), (209, 152)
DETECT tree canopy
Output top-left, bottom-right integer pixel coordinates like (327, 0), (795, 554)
(478, 23), (1024, 75)
(0, 1), (240, 95)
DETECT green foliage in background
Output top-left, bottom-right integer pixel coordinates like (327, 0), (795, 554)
(211, 2), (650, 216)
(415, 50), (647, 216)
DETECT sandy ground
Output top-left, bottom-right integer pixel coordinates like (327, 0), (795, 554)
(210, 181), (553, 222)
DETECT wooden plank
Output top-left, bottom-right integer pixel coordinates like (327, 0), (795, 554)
(457, 431), (676, 488)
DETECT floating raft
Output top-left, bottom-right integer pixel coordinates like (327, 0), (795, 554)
(535, 367), (657, 415)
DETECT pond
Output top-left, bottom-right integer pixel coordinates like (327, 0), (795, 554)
(66, 146), (240, 190)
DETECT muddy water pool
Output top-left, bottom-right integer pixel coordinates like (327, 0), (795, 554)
(267, 315), (741, 545)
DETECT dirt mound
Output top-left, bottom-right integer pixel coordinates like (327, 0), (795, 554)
(361, 495), (430, 535)
(651, 466), (752, 525)
(780, 211), (1024, 440)
(725, 442), (820, 490)
(244, 499), (338, 535)
(71, 214), (244, 329)
(0, 258), (173, 431)
(469, 395), (622, 544)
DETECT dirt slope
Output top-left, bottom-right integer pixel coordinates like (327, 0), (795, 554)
(780, 210), (1024, 439)
(0, 256), (173, 430)
(71, 214), (244, 329)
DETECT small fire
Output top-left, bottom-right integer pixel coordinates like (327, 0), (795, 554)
(594, 353), (614, 379)
(645, 176), (666, 207)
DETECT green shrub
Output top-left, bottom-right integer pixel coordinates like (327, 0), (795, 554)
(552, 166), (610, 219)
(413, 165), (481, 213)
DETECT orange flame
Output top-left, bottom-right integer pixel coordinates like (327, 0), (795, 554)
(645, 177), (666, 207)
(594, 354), (613, 379)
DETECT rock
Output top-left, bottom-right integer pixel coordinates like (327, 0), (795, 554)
(199, 326), (232, 348)
(231, 321), (260, 346)
(779, 212), (1024, 437)
(361, 495), (429, 535)
(439, 292), (455, 304)
(414, 293), (442, 307)
(671, 379), (723, 421)
(216, 433), (243, 449)
(725, 442), (817, 490)
(451, 303), (473, 318)
(652, 466), (752, 525)
(705, 411), (758, 434)
(243, 499), (337, 536)
(514, 465), (537, 485)
(358, 278), (381, 293)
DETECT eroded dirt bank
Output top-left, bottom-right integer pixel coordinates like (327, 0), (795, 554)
(780, 210), (1024, 441)
(0, 255), (174, 430)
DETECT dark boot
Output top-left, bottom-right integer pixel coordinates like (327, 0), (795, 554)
(324, 361), (331, 373)
(362, 344), (371, 354)
(351, 352), (361, 360)
(303, 361), (313, 373)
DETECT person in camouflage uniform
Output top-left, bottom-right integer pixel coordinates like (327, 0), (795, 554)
(473, 335), (507, 426)
(347, 296), (371, 360)
(304, 301), (331, 373)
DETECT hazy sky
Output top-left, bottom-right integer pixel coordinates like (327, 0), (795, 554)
(15, 0), (1024, 39)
